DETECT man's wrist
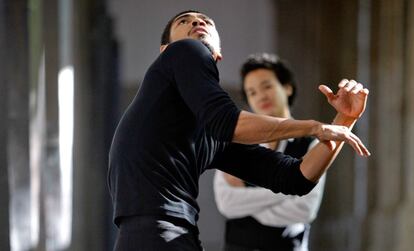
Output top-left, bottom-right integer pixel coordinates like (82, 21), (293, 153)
(310, 120), (323, 137)
(333, 113), (357, 128)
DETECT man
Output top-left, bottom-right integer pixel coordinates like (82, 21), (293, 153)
(215, 53), (326, 251)
(108, 10), (370, 251)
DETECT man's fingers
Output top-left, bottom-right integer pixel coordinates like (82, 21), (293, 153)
(343, 79), (358, 92)
(346, 132), (371, 156)
(318, 85), (335, 101)
(338, 79), (349, 88)
(355, 136), (370, 156)
(344, 134), (363, 156)
(351, 83), (363, 94)
(318, 124), (371, 156)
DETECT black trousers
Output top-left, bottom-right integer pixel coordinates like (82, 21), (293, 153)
(114, 216), (203, 251)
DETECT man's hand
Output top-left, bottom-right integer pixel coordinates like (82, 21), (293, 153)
(319, 79), (369, 119)
(316, 79), (370, 156)
(313, 123), (370, 156)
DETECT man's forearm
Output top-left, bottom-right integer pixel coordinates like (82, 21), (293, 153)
(232, 111), (321, 144)
(299, 113), (358, 182)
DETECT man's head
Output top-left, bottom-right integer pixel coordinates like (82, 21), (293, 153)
(160, 10), (222, 60)
(240, 53), (297, 117)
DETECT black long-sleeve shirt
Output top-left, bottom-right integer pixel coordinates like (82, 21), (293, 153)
(108, 39), (316, 229)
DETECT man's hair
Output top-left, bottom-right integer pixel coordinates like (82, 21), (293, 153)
(161, 10), (202, 45)
(240, 53), (297, 106)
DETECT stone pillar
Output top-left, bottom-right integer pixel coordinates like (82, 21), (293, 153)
(5, 0), (33, 250)
(71, 0), (120, 250)
(395, 1), (414, 249)
(363, 0), (406, 250)
(71, 0), (95, 249)
(42, 0), (67, 249)
(366, 0), (414, 250)
(0, 1), (10, 250)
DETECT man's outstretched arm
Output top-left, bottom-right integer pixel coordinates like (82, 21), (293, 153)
(233, 112), (368, 156)
(232, 80), (370, 157)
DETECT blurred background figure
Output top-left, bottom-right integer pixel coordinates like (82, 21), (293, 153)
(214, 53), (326, 251)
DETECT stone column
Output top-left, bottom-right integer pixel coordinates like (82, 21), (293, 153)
(395, 1), (414, 249)
(0, 1), (10, 250)
(71, 0), (120, 250)
(363, 0), (406, 250)
(6, 0), (33, 250)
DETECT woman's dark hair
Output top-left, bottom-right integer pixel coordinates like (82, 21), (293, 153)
(240, 53), (297, 106)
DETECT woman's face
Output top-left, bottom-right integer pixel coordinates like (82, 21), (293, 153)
(243, 69), (292, 117)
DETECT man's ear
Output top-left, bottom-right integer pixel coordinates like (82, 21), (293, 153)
(160, 44), (168, 53)
(213, 51), (223, 62)
(283, 84), (293, 97)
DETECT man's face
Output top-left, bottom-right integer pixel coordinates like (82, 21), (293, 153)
(166, 12), (222, 59)
(244, 69), (292, 117)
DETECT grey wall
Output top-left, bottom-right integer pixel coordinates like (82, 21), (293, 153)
(108, 0), (277, 88)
